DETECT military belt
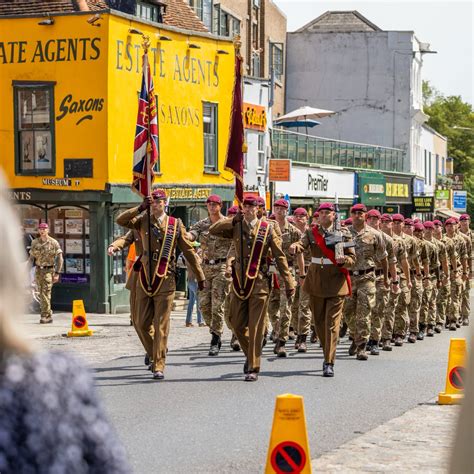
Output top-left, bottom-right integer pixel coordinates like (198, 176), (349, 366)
(349, 267), (374, 276)
(203, 258), (227, 265)
(311, 257), (333, 265)
(37, 265), (54, 270)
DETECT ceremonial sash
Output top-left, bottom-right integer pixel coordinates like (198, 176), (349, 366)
(139, 215), (178, 297)
(232, 220), (270, 300)
(311, 226), (352, 296)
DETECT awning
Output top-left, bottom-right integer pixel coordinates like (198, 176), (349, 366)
(435, 208), (461, 219)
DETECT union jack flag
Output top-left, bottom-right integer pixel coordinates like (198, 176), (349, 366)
(132, 52), (158, 198)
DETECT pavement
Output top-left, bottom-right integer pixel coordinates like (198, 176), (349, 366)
(24, 295), (473, 474)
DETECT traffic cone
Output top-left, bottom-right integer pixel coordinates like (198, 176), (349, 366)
(67, 300), (93, 337)
(438, 338), (466, 405)
(265, 394), (312, 474)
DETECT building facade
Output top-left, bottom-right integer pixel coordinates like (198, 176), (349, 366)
(0, 10), (235, 312)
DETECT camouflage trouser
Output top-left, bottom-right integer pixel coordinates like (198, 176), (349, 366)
(36, 268), (53, 319)
(275, 272), (295, 342)
(461, 278), (470, 321)
(436, 280), (451, 325)
(268, 275), (281, 334)
(448, 275), (463, 324)
(198, 265), (228, 336)
(393, 278), (411, 337)
(381, 289), (401, 341)
(344, 273), (376, 347)
(408, 277), (423, 334)
(420, 278), (437, 327)
(224, 284), (233, 331)
(291, 285), (312, 336)
(370, 277), (390, 342)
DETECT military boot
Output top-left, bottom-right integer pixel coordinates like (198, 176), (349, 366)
(382, 339), (392, 351)
(434, 324), (443, 333)
(230, 334), (241, 351)
(462, 318), (469, 326)
(348, 340), (357, 356)
(288, 327), (296, 340)
(339, 322), (348, 338)
(208, 333), (222, 356)
(310, 330), (318, 344)
(276, 340), (287, 357)
(369, 340), (380, 355)
(298, 335), (308, 353)
(426, 325), (435, 337)
(407, 333), (417, 343)
(356, 344), (368, 360)
(394, 335), (404, 346)
(294, 335), (301, 350)
(417, 324), (426, 340)
(449, 322), (457, 331)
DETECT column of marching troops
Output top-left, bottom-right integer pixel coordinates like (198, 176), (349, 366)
(110, 189), (472, 381)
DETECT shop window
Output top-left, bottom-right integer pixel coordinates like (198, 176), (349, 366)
(203, 102), (218, 172)
(270, 43), (284, 81)
(14, 82), (55, 175)
(257, 133), (265, 170)
(47, 206), (90, 284)
(112, 210), (130, 286)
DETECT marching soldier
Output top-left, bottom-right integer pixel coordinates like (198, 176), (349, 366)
(344, 204), (388, 360)
(116, 189), (205, 380)
(298, 202), (355, 376)
(459, 214), (472, 326)
(291, 208), (312, 353)
(29, 223), (63, 324)
(187, 194), (232, 356)
(269, 199), (301, 357)
(209, 195), (295, 382)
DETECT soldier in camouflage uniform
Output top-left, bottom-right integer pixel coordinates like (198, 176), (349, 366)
(187, 194), (232, 356)
(418, 222), (441, 339)
(433, 220), (455, 332)
(344, 204), (388, 360)
(445, 218), (468, 330)
(459, 214), (472, 325)
(29, 223), (63, 323)
(290, 207), (312, 353)
(269, 199), (301, 358)
(371, 213), (410, 352)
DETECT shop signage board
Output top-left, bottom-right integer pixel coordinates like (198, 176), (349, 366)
(269, 159), (291, 182)
(435, 189), (450, 200)
(165, 187), (211, 201)
(449, 174), (464, 191)
(274, 166), (354, 198)
(385, 175), (412, 203)
(412, 196), (435, 213)
(243, 103), (267, 131)
(381, 205), (400, 214)
(358, 172), (386, 206)
(452, 190), (467, 212)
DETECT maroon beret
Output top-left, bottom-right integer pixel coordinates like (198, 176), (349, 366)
(38, 222), (49, 229)
(293, 207), (308, 217)
(381, 213), (393, 222)
(459, 214), (470, 221)
(206, 194), (222, 205)
(243, 195), (258, 206)
(445, 218), (457, 226)
(344, 217), (353, 226)
(392, 214), (405, 222)
(152, 189), (167, 199)
(312, 211), (320, 218)
(413, 218), (421, 224)
(423, 221), (434, 229)
(414, 223), (425, 231)
(317, 202), (335, 212)
(226, 205), (239, 216)
(256, 196), (266, 207)
(274, 198), (289, 209)
(367, 209), (381, 219)
(351, 203), (367, 213)
(404, 218), (414, 226)
(433, 220), (443, 226)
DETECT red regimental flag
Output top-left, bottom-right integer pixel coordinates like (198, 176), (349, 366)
(132, 52), (159, 198)
(224, 53), (244, 205)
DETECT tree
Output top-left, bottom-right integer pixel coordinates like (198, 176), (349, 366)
(423, 81), (474, 218)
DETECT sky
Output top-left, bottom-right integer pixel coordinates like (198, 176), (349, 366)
(274, 0), (473, 104)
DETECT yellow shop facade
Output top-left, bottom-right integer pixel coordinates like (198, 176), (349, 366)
(0, 11), (234, 312)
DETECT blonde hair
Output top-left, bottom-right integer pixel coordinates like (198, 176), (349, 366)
(0, 170), (31, 356)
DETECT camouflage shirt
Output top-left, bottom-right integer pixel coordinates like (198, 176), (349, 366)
(391, 233), (408, 276)
(189, 216), (232, 262)
(347, 225), (387, 271)
(30, 236), (63, 271)
(277, 219), (302, 266)
(424, 238), (440, 273)
(376, 231), (396, 269)
(402, 233), (422, 270)
(451, 233), (468, 268)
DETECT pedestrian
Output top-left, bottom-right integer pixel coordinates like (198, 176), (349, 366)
(344, 204), (388, 360)
(187, 194), (232, 356)
(183, 243), (205, 327)
(116, 189), (205, 380)
(209, 195), (295, 382)
(29, 222), (63, 324)
(0, 174), (130, 474)
(298, 202), (355, 376)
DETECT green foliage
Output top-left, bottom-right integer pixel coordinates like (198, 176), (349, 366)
(423, 81), (474, 217)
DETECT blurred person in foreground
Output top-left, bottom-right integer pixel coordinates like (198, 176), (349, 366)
(0, 173), (131, 474)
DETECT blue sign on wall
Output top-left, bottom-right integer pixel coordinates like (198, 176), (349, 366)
(453, 190), (467, 212)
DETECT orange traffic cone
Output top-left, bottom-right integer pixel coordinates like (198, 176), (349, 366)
(67, 300), (93, 337)
(438, 338), (466, 405)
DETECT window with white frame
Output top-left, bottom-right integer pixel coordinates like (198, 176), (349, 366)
(257, 133), (265, 170)
(203, 102), (218, 172)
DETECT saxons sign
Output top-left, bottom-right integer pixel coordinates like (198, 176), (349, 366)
(243, 103), (267, 131)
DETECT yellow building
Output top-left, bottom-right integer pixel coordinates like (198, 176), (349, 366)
(0, 11), (235, 312)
